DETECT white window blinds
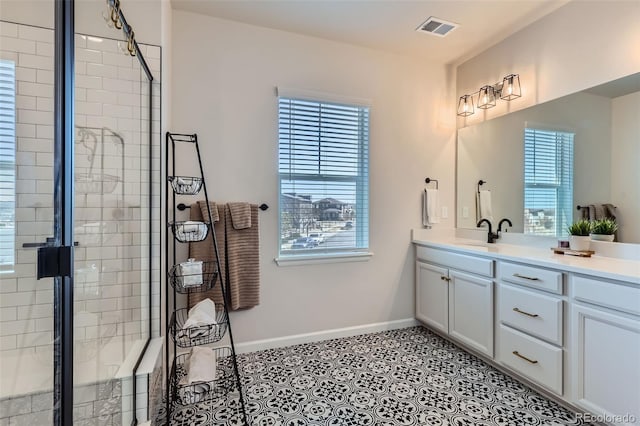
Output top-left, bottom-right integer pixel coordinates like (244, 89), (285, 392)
(278, 97), (369, 255)
(0, 60), (15, 268)
(524, 127), (574, 237)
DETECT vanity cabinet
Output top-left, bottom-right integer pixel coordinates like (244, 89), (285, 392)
(570, 275), (640, 425)
(416, 246), (494, 357)
(496, 262), (565, 395)
(414, 239), (640, 425)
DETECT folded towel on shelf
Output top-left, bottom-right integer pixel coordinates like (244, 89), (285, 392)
(477, 190), (493, 222)
(178, 347), (217, 404)
(178, 258), (203, 287)
(422, 189), (440, 227)
(177, 298), (218, 342)
(228, 202), (252, 229)
(187, 346), (217, 383)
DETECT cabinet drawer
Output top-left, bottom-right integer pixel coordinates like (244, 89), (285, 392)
(501, 262), (563, 294)
(499, 284), (563, 345)
(498, 324), (563, 395)
(572, 275), (640, 317)
(416, 246), (493, 278)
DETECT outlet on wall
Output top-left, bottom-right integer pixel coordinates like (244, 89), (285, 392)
(462, 206), (469, 218)
(441, 206), (448, 218)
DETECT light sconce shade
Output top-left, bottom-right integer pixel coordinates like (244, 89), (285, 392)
(477, 85), (496, 109)
(500, 74), (521, 100)
(457, 94), (474, 117)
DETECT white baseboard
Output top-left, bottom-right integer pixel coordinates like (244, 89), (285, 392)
(235, 318), (420, 354)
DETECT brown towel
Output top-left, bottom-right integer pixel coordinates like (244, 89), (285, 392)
(188, 202), (260, 311)
(188, 201), (225, 308)
(228, 202), (251, 229)
(223, 203), (260, 310)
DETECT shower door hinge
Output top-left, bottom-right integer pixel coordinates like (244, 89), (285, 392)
(37, 246), (73, 279)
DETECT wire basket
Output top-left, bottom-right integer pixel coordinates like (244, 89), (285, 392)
(167, 176), (203, 195)
(169, 221), (209, 243)
(170, 306), (228, 347)
(168, 261), (218, 294)
(76, 173), (120, 194)
(170, 347), (236, 406)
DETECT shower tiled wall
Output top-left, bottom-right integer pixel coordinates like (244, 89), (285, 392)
(0, 20), (160, 356)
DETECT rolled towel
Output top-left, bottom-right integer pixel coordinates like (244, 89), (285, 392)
(176, 221), (205, 241)
(178, 381), (211, 405)
(178, 258), (203, 287)
(176, 177), (190, 185)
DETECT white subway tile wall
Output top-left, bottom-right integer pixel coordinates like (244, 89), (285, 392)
(0, 20), (161, 424)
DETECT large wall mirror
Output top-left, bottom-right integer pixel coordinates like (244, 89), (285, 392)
(457, 72), (640, 243)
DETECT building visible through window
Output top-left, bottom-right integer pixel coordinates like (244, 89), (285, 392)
(523, 127), (574, 237)
(278, 96), (369, 256)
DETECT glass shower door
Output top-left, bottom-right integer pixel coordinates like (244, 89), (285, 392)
(0, 20), (57, 426)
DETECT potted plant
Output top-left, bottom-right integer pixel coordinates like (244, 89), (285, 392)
(590, 218), (618, 242)
(567, 220), (592, 251)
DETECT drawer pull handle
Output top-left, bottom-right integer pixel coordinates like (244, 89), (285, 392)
(512, 350), (538, 364)
(513, 273), (540, 281)
(513, 307), (539, 318)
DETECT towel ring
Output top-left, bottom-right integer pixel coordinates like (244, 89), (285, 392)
(425, 178), (439, 189)
(477, 180), (486, 193)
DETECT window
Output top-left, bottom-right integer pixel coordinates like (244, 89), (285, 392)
(278, 95), (369, 258)
(0, 59), (15, 270)
(523, 127), (574, 237)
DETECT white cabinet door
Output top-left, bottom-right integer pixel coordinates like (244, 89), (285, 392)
(449, 270), (494, 357)
(416, 261), (449, 334)
(572, 304), (640, 425)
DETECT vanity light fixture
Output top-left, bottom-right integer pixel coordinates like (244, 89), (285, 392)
(457, 73), (521, 116)
(457, 94), (474, 117)
(477, 85), (496, 109)
(501, 74), (521, 100)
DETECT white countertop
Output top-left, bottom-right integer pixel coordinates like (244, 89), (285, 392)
(412, 231), (640, 284)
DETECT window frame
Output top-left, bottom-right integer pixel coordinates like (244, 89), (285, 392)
(276, 90), (371, 264)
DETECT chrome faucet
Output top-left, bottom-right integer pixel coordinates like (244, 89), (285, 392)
(477, 219), (498, 243)
(497, 218), (513, 238)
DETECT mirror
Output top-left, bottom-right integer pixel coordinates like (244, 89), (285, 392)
(457, 72), (640, 243)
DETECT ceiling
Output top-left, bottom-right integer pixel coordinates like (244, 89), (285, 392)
(171, 0), (568, 65)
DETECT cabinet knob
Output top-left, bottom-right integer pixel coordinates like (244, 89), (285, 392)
(440, 276), (451, 282)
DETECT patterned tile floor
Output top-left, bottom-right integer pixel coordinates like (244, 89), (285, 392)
(159, 326), (594, 425)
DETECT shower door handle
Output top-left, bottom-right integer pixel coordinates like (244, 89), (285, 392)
(23, 238), (79, 248)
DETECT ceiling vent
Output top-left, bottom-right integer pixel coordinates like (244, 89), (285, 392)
(416, 17), (459, 37)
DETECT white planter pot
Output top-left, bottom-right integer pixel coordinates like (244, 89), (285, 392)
(590, 233), (615, 242)
(569, 235), (591, 251)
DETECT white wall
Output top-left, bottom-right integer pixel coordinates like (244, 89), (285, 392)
(456, 0), (640, 128)
(171, 11), (455, 343)
(457, 91), (612, 232)
(611, 91), (640, 244)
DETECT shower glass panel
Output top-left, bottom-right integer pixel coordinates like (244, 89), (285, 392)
(72, 34), (153, 424)
(0, 12), (156, 426)
(0, 21), (56, 426)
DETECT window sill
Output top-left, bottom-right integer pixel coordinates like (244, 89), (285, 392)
(275, 251), (374, 267)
